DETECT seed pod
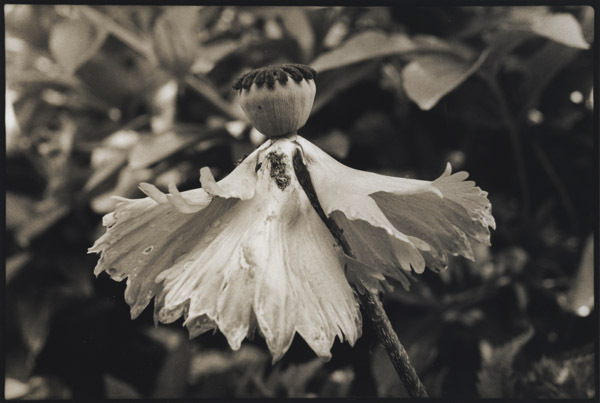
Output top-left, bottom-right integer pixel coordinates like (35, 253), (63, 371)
(233, 64), (317, 138)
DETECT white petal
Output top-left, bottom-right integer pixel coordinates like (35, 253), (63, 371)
(199, 139), (271, 200)
(157, 138), (360, 360)
(334, 211), (416, 291)
(297, 136), (440, 246)
(91, 137), (361, 360)
(89, 150), (265, 319)
(139, 183), (168, 203)
(296, 136), (495, 284)
(165, 182), (209, 213)
(249, 184), (360, 361)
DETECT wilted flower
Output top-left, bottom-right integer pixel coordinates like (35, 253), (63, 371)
(90, 64), (495, 362)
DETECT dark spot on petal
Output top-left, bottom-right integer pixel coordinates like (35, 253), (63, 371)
(276, 177), (289, 189)
(267, 151), (291, 191)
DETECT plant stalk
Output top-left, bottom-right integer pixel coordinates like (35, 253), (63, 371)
(292, 147), (429, 398)
(358, 292), (429, 397)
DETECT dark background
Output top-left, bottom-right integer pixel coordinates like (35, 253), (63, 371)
(4, 5), (596, 399)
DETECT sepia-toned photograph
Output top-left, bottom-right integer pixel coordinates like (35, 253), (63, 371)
(4, 4), (597, 400)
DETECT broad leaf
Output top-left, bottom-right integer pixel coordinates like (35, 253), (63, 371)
(49, 19), (108, 74)
(278, 8), (315, 62)
(152, 7), (201, 75)
(191, 40), (242, 74)
(508, 9), (591, 50)
(402, 49), (488, 110)
(128, 129), (201, 170)
(530, 13), (590, 49)
(5, 378), (29, 400)
(311, 30), (416, 73)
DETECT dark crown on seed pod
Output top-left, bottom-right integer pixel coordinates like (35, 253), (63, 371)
(233, 64), (317, 138)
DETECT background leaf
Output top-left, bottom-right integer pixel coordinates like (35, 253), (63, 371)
(5, 378), (30, 400)
(152, 7), (201, 75)
(277, 8), (316, 62)
(401, 49), (488, 110)
(128, 129), (200, 170)
(477, 327), (534, 398)
(512, 10), (591, 49)
(311, 30), (415, 73)
(49, 19), (108, 74)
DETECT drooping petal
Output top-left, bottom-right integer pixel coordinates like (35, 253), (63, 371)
(88, 146), (263, 319)
(250, 140), (360, 360)
(296, 135), (495, 289)
(371, 163), (495, 269)
(297, 137), (441, 244)
(89, 188), (236, 319)
(92, 137), (360, 361)
(335, 212), (418, 293)
(248, 172), (361, 360)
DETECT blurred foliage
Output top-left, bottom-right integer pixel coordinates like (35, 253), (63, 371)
(4, 5), (596, 399)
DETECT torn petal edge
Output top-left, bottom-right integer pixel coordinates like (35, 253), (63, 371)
(139, 182), (168, 203)
(199, 164), (257, 200)
(165, 182), (208, 213)
(199, 140), (272, 200)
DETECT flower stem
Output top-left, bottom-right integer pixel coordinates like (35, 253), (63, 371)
(358, 292), (429, 397)
(292, 148), (429, 398)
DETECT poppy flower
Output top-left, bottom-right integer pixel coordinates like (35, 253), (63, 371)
(90, 64), (494, 362)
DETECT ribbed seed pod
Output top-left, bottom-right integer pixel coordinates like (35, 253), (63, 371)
(233, 64), (317, 138)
